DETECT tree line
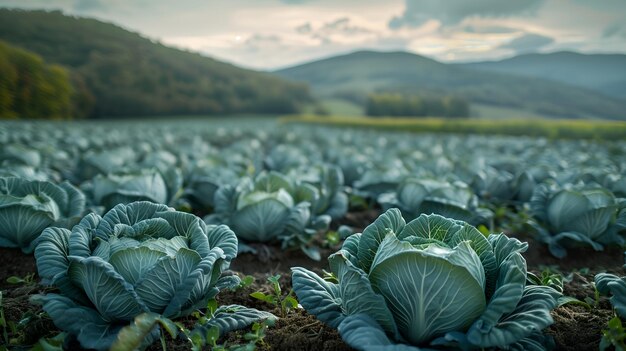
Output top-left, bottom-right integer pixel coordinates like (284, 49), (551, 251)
(366, 93), (470, 118)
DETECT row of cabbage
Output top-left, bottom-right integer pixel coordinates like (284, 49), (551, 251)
(1, 120), (626, 350)
(2, 120), (625, 258)
(4, 196), (568, 351)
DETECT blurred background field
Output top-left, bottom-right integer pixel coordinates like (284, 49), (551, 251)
(281, 115), (626, 139)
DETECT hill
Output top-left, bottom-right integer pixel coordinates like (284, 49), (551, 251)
(276, 50), (626, 120)
(0, 9), (312, 118)
(460, 51), (626, 99)
(0, 40), (73, 119)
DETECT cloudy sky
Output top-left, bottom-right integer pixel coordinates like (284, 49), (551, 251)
(2, 0), (626, 70)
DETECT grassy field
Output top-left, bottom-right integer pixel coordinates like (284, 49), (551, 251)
(281, 115), (626, 139)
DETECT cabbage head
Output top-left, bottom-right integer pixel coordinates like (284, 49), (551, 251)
(0, 177), (85, 253)
(183, 166), (240, 211)
(292, 209), (560, 351)
(206, 171), (330, 259)
(530, 183), (626, 258)
(34, 201), (241, 350)
(84, 168), (182, 210)
(378, 178), (492, 226)
(290, 164), (348, 220)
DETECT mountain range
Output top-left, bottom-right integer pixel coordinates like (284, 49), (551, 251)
(276, 50), (626, 120)
(460, 51), (626, 99)
(1, 9), (625, 120)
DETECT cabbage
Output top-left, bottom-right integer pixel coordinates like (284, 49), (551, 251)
(0, 177), (85, 253)
(34, 201), (270, 350)
(530, 183), (626, 257)
(206, 171), (330, 260)
(378, 178), (492, 225)
(292, 209), (561, 350)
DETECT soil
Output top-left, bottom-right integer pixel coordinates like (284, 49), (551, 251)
(0, 247), (38, 290)
(547, 271), (616, 351)
(0, 248), (56, 348)
(1, 212), (624, 351)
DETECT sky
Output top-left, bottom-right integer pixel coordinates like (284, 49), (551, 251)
(2, 0), (626, 70)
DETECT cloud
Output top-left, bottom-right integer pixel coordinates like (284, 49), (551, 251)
(499, 33), (554, 54)
(242, 34), (282, 52)
(296, 17), (374, 44)
(603, 23), (626, 38)
(279, 0), (312, 4)
(296, 23), (312, 34)
(462, 24), (519, 34)
(389, 0), (544, 29)
(319, 17), (371, 35)
(73, 0), (106, 12)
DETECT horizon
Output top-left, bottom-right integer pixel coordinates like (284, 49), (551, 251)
(1, 0), (626, 70)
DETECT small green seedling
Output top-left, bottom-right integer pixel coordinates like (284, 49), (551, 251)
(250, 275), (298, 317)
(243, 320), (273, 349)
(600, 316), (626, 351)
(527, 268), (564, 293)
(324, 230), (341, 247)
(528, 268), (590, 309)
(199, 319), (273, 351)
(236, 275), (255, 290)
(584, 285), (602, 309)
(6, 273), (36, 285)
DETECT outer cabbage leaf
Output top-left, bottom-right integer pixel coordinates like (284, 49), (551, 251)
(595, 273), (626, 319)
(0, 177), (85, 253)
(291, 267), (344, 328)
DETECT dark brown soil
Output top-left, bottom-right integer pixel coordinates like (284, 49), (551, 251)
(521, 236), (625, 271)
(549, 305), (614, 351)
(334, 209), (380, 233)
(546, 270), (621, 351)
(229, 244), (332, 276)
(0, 247), (38, 290)
(263, 309), (352, 351)
(1, 283), (57, 346)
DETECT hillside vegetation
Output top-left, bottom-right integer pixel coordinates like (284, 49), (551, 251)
(0, 41), (74, 119)
(0, 9), (312, 118)
(366, 93), (469, 117)
(276, 51), (626, 120)
(461, 51), (626, 99)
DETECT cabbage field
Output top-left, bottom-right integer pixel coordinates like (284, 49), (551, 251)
(1, 118), (625, 351)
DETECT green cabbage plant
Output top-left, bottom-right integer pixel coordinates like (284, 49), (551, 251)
(33, 201), (269, 350)
(0, 177), (85, 253)
(83, 168), (182, 210)
(291, 164), (348, 220)
(183, 166), (240, 211)
(378, 178), (492, 226)
(292, 209), (561, 350)
(530, 183), (626, 258)
(206, 171), (330, 260)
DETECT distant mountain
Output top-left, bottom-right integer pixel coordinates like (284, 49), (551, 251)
(276, 50), (626, 120)
(461, 51), (626, 99)
(0, 9), (312, 118)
